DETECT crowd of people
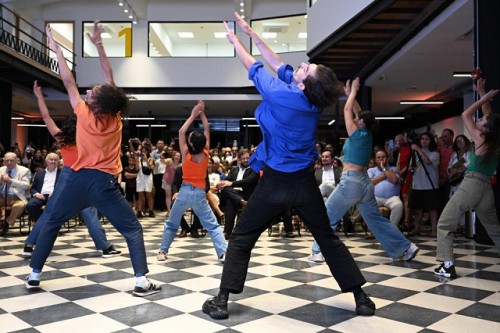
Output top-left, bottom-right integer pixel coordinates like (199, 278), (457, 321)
(0, 14), (499, 322)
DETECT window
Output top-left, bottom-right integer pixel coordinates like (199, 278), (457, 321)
(251, 15), (307, 55)
(149, 22), (235, 57)
(83, 22), (132, 57)
(46, 22), (75, 70)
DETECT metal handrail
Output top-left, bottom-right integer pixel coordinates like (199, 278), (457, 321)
(0, 4), (76, 74)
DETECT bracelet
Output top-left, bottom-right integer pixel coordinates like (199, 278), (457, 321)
(94, 41), (103, 45)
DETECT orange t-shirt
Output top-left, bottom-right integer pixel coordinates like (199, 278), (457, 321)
(71, 100), (122, 175)
(60, 145), (78, 167)
(182, 148), (209, 189)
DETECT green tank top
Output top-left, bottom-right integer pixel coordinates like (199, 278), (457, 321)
(466, 151), (499, 178)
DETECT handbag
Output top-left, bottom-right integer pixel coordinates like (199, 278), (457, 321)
(449, 172), (465, 186)
(141, 161), (152, 175)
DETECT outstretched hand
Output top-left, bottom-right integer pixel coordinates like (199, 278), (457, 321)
(475, 78), (486, 96)
(87, 20), (103, 45)
(223, 21), (238, 45)
(33, 80), (43, 98)
(351, 77), (361, 93)
(480, 89), (499, 103)
(234, 11), (252, 36)
(344, 80), (351, 96)
(191, 100), (205, 118)
(45, 24), (58, 51)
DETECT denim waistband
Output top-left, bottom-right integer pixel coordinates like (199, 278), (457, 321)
(342, 170), (369, 177)
(464, 171), (492, 183)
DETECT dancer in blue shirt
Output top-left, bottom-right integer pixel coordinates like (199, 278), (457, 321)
(202, 12), (375, 320)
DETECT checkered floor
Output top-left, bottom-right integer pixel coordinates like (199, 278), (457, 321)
(0, 214), (499, 333)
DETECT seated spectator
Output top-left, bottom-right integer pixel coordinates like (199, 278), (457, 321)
(0, 152), (31, 235)
(218, 149), (259, 239)
(315, 149), (341, 201)
(208, 158), (225, 219)
(26, 153), (61, 222)
(367, 150), (403, 226)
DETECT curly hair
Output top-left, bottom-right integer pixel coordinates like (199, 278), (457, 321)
(54, 115), (77, 146)
(452, 134), (471, 152)
(87, 84), (129, 116)
(303, 65), (343, 109)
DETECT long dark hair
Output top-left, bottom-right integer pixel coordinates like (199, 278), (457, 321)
(452, 134), (471, 153)
(419, 132), (438, 151)
(54, 115), (77, 146)
(479, 113), (500, 164)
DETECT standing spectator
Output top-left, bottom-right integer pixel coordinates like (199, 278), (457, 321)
(438, 128), (454, 214)
(135, 145), (155, 218)
(409, 132), (440, 236)
(123, 155), (139, 208)
(152, 139), (166, 211)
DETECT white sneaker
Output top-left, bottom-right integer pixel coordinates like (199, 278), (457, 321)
(308, 252), (325, 263)
(157, 251), (167, 261)
(403, 243), (419, 261)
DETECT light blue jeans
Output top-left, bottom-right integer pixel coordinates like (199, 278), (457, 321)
(312, 170), (411, 260)
(160, 183), (227, 257)
(25, 167), (111, 250)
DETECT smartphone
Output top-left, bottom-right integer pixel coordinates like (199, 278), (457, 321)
(388, 140), (394, 150)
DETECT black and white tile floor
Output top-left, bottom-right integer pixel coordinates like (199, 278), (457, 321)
(0, 215), (499, 333)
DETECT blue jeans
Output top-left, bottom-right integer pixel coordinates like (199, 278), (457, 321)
(30, 169), (148, 275)
(25, 167), (111, 250)
(160, 183), (227, 257)
(312, 170), (410, 260)
(221, 165), (365, 294)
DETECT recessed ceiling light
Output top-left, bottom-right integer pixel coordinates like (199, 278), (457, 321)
(298, 32), (307, 39)
(328, 119), (336, 125)
(262, 32), (277, 39)
(178, 32), (194, 38)
(214, 32), (227, 38)
(101, 32), (112, 39)
(400, 100), (444, 105)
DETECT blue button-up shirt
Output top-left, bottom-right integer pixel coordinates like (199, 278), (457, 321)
(248, 61), (321, 173)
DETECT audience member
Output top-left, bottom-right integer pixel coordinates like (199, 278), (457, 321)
(0, 152), (31, 235)
(409, 132), (440, 236)
(26, 153), (61, 221)
(218, 149), (259, 239)
(367, 150), (403, 226)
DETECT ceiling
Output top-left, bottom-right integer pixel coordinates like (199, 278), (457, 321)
(1, 0), (474, 126)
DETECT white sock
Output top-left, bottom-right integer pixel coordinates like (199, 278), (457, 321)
(444, 261), (453, 268)
(30, 271), (41, 280)
(136, 276), (149, 287)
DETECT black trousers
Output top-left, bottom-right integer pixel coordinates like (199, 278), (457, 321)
(153, 174), (166, 210)
(221, 187), (246, 234)
(220, 165), (366, 294)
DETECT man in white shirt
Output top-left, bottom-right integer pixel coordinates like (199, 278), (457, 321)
(26, 153), (61, 222)
(315, 150), (341, 201)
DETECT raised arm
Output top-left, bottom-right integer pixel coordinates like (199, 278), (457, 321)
(179, 100), (204, 159)
(234, 12), (284, 73)
(462, 87), (499, 148)
(344, 78), (361, 136)
(87, 20), (115, 86)
(198, 102), (210, 150)
(33, 80), (61, 138)
(475, 78), (492, 116)
(223, 21), (255, 70)
(46, 25), (82, 109)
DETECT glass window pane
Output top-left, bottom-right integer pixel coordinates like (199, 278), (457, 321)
(149, 22), (235, 57)
(83, 22), (132, 57)
(251, 15), (307, 55)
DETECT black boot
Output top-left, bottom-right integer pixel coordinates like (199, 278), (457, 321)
(202, 293), (229, 319)
(190, 229), (201, 238)
(353, 288), (375, 316)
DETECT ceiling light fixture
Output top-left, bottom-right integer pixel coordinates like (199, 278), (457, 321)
(17, 124), (47, 127)
(136, 124), (150, 127)
(11, 117), (24, 120)
(400, 100), (444, 105)
(122, 117), (155, 120)
(178, 32), (194, 38)
(119, 0), (139, 24)
(150, 124), (166, 127)
(374, 117), (405, 120)
(241, 117), (255, 121)
(328, 119), (336, 125)
(452, 71), (472, 78)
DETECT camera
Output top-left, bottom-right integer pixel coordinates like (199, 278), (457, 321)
(405, 129), (420, 143)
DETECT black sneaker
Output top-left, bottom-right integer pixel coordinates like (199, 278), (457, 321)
(133, 280), (161, 297)
(25, 275), (41, 291)
(202, 296), (229, 319)
(102, 245), (121, 258)
(354, 290), (376, 316)
(148, 210), (155, 218)
(136, 211), (144, 218)
(22, 245), (34, 259)
(434, 263), (457, 279)
(0, 221), (9, 236)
